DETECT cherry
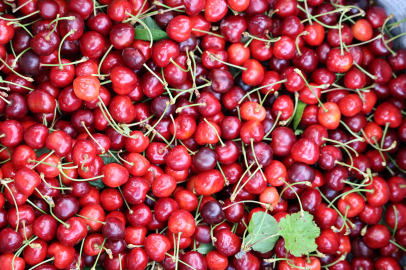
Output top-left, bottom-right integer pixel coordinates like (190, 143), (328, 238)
(214, 229), (241, 257)
(273, 36), (296, 60)
(315, 229), (340, 255)
(0, 253), (25, 270)
(220, 15), (247, 43)
(48, 242), (76, 269)
(101, 163), (129, 187)
(0, 227), (23, 254)
(144, 233), (171, 262)
(363, 224), (390, 249)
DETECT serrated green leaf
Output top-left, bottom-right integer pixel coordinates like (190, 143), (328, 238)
(278, 211), (320, 257)
(244, 212), (279, 253)
(89, 178), (106, 189)
(197, 243), (216, 255)
(293, 101), (306, 131)
(134, 28), (169, 41)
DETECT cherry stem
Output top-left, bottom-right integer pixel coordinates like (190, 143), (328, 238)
(27, 257), (55, 270)
(0, 57), (34, 81)
(295, 68), (327, 112)
(50, 205), (70, 228)
(127, 13), (153, 47)
(91, 238), (106, 270)
(117, 186), (133, 214)
(250, 139), (267, 181)
(2, 181), (20, 232)
(175, 232), (182, 270)
(0, 95), (10, 105)
(321, 254), (347, 268)
(279, 180), (308, 215)
(45, 14), (60, 40)
(338, 8), (349, 55)
(160, 68), (175, 104)
(169, 58), (190, 72)
(339, 120), (363, 140)
(1, 10), (39, 21)
(12, 0), (33, 12)
(31, 150), (55, 169)
(361, 129), (397, 152)
(97, 44), (113, 79)
(191, 28), (223, 38)
(77, 214), (106, 225)
(163, 114), (176, 150)
(145, 194), (156, 202)
(295, 31), (308, 56)
(97, 96), (131, 138)
(286, 92), (299, 126)
(208, 53), (247, 71)
(389, 239), (406, 253)
(392, 205), (398, 239)
(116, 150), (133, 166)
(387, 17), (406, 27)
(222, 200), (269, 210)
(233, 166), (263, 202)
(328, 188), (373, 209)
(82, 122), (105, 154)
(58, 29), (77, 69)
(380, 14), (397, 56)
(203, 118), (225, 147)
(189, 50), (200, 100)
(242, 32), (280, 43)
(58, 163), (103, 181)
(238, 80), (287, 104)
(41, 174), (72, 190)
(165, 253), (197, 270)
(230, 163), (255, 202)
(296, 5), (341, 29)
(385, 154), (406, 174)
(42, 57), (89, 68)
(323, 137), (359, 156)
(144, 103), (168, 137)
(12, 47), (31, 68)
(245, 204), (271, 249)
(26, 200), (46, 216)
(263, 111), (281, 140)
(317, 188), (356, 230)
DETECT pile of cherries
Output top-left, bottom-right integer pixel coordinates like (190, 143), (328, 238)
(0, 0), (406, 269)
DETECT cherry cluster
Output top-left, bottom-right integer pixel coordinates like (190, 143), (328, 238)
(0, 0), (405, 269)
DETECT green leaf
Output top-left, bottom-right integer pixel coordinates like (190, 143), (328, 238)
(134, 17), (168, 41)
(89, 178), (106, 189)
(244, 212), (279, 253)
(278, 211), (321, 257)
(100, 152), (119, 165)
(134, 28), (169, 41)
(293, 101), (306, 131)
(197, 243), (216, 255)
(138, 16), (161, 30)
(35, 147), (50, 158)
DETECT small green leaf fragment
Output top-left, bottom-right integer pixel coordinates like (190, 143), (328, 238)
(293, 101), (306, 131)
(134, 29), (169, 41)
(89, 178), (106, 189)
(35, 147), (50, 158)
(278, 211), (320, 257)
(197, 243), (216, 255)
